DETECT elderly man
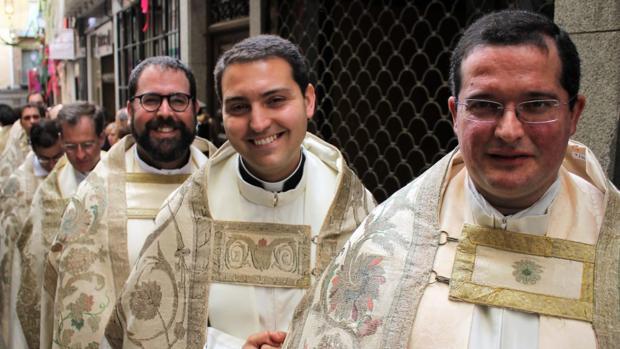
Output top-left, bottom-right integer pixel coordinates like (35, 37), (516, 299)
(13, 102), (105, 349)
(281, 10), (619, 349)
(41, 57), (216, 349)
(104, 35), (375, 348)
(0, 103), (46, 184)
(0, 119), (63, 348)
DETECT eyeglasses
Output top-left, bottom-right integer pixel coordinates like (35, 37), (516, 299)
(36, 152), (64, 165)
(63, 141), (98, 153)
(456, 98), (571, 124)
(131, 93), (192, 112)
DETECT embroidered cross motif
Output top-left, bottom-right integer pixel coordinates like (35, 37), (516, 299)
(512, 259), (543, 285)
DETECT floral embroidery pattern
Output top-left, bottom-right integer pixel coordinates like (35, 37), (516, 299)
(512, 259), (543, 285)
(327, 253), (385, 336)
(130, 281), (162, 320)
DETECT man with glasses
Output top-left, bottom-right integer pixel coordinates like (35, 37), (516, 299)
(104, 35), (375, 349)
(0, 119), (63, 348)
(0, 103), (46, 186)
(280, 10), (618, 349)
(13, 102), (105, 349)
(40, 57), (216, 349)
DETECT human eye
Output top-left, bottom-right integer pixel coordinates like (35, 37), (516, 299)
(82, 141), (97, 149)
(225, 102), (250, 116)
(465, 99), (500, 117)
(63, 143), (78, 152)
(266, 95), (287, 108)
(520, 100), (558, 115)
(141, 93), (162, 108)
(169, 94), (189, 109)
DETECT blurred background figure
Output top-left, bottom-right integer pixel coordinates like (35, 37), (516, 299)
(115, 107), (131, 140)
(0, 104), (19, 154)
(103, 122), (118, 150)
(47, 104), (63, 120)
(26, 92), (47, 109)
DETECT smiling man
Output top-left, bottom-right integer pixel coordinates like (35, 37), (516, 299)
(0, 119), (62, 348)
(12, 102), (105, 349)
(40, 57), (216, 349)
(104, 35), (376, 349)
(282, 10), (619, 349)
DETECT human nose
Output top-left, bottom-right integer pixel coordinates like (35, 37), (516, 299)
(157, 96), (173, 114)
(494, 107), (525, 143)
(249, 106), (271, 132)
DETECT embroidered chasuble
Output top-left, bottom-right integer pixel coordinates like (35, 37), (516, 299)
(283, 140), (620, 349)
(15, 156), (91, 349)
(40, 135), (214, 349)
(0, 124), (11, 155)
(0, 151), (47, 348)
(0, 122), (31, 186)
(103, 132), (376, 349)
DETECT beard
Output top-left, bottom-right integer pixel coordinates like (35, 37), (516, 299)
(132, 116), (196, 163)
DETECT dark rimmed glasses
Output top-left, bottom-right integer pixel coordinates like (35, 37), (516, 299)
(131, 93), (192, 112)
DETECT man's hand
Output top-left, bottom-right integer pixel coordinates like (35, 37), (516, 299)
(242, 331), (287, 349)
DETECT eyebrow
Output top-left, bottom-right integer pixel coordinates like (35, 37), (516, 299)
(223, 87), (292, 104)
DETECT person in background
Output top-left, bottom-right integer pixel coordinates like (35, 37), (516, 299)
(14, 102), (106, 349)
(0, 119), (63, 349)
(27, 91), (47, 108)
(0, 103), (46, 186)
(0, 104), (19, 154)
(104, 35), (376, 349)
(40, 56), (216, 349)
(279, 10), (619, 349)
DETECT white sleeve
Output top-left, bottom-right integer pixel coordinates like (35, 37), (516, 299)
(205, 326), (246, 349)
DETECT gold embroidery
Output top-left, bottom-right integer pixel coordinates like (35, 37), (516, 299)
(126, 208), (158, 219)
(449, 223), (595, 322)
(126, 173), (189, 184)
(211, 220), (312, 288)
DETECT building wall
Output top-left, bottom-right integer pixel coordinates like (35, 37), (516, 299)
(555, 0), (620, 183)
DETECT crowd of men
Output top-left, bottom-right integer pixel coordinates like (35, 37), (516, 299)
(0, 10), (616, 349)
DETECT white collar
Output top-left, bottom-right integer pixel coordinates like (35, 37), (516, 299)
(466, 174), (561, 234)
(32, 155), (50, 177)
(238, 148), (305, 192)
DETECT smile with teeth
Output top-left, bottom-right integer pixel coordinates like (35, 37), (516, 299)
(156, 126), (175, 133)
(253, 133), (280, 145)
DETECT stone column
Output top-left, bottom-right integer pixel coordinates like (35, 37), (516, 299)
(180, 0), (209, 103)
(555, 0), (620, 184)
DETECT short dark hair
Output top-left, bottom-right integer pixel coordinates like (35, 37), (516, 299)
(0, 104), (18, 126)
(19, 103), (46, 119)
(127, 56), (197, 102)
(214, 35), (310, 101)
(57, 102), (106, 136)
(449, 10), (580, 109)
(29, 119), (60, 150)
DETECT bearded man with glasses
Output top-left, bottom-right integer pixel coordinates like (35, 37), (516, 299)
(281, 10), (619, 349)
(40, 57), (216, 349)
(0, 119), (63, 348)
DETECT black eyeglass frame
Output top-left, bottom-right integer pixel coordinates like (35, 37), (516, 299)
(131, 93), (193, 112)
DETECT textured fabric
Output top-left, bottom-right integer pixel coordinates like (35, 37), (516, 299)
(40, 136), (213, 349)
(0, 151), (46, 348)
(282, 140), (620, 349)
(103, 132), (376, 349)
(15, 156), (80, 349)
(0, 122), (30, 187)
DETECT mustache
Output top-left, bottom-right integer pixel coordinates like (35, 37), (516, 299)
(144, 117), (187, 131)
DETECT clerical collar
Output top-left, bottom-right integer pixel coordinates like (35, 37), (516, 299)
(238, 149), (305, 193)
(32, 154), (50, 177)
(133, 145), (192, 175)
(466, 174), (561, 233)
(75, 170), (88, 183)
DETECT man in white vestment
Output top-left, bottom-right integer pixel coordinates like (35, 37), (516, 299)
(0, 119), (63, 348)
(14, 102), (105, 349)
(103, 35), (376, 349)
(40, 57), (216, 349)
(0, 103), (46, 185)
(280, 10), (620, 349)
(0, 104), (19, 154)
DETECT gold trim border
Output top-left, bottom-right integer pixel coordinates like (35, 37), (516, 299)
(126, 173), (189, 184)
(449, 223), (595, 322)
(126, 208), (159, 219)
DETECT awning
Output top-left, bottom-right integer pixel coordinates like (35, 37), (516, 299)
(64, 0), (107, 18)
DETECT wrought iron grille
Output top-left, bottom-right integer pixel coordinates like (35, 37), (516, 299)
(208, 0), (250, 23)
(116, 0), (180, 105)
(270, 0), (554, 202)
